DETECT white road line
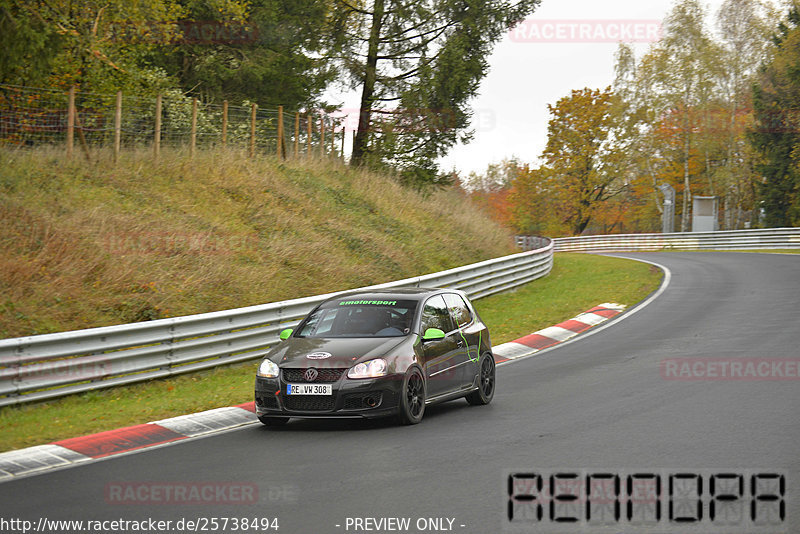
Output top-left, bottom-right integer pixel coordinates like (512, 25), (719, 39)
(497, 256), (672, 367)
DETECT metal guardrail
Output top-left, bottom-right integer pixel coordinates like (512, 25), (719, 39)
(0, 240), (553, 406)
(548, 228), (800, 252)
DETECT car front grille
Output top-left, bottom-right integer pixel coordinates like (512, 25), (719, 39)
(282, 368), (347, 383)
(282, 395), (336, 411)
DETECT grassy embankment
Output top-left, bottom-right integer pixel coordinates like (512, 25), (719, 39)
(0, 149), (662, 452)
(0, 148), (512, 338)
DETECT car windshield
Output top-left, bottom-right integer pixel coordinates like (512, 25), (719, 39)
(296, 298), (418, 338)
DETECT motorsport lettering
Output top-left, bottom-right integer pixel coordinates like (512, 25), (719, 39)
(338, 300), (397, 306)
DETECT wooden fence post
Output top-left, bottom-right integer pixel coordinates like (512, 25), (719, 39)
(320, 116), (325, 157)
(66, 86), (75, 160)
(329, 119), (335, 157)
(306, 114), (312, 157)
(154, 94), (162, 161)
(277, 105), (284, 159)
(190, 98), (197, 157)
(114, 91), (122, 163)
(249, 103), (257, 158)
(74, 108), (91, 162)
(222, 100), (228, 147)
(294, 112), (299, 158)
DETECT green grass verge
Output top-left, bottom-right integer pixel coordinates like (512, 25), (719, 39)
(474, 253), (662, 343)
(0, 253), (662, 453)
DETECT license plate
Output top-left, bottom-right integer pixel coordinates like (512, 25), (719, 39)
(286, 383), (332, 395)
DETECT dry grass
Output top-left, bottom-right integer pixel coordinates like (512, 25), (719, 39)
(0, 147), (513, 338)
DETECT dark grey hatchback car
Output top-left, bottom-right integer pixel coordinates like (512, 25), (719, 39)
(254, 288), (495, 426)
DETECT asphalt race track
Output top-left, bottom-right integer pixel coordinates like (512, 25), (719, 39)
(1, 252), (798, 534)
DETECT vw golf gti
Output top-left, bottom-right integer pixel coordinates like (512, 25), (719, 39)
(254, 288), (495, 426)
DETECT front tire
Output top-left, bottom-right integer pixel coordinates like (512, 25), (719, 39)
(397, 366), (425, 425)
(466, 353), (495, 406)
(258, 415), (289, 427)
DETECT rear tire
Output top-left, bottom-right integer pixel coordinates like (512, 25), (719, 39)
(258, 415), (289, 427)
(466, 353), (495, 406)
(397, 367), (425, 425)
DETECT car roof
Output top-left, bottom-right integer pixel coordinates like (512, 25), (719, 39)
(325, 287), (465, 303)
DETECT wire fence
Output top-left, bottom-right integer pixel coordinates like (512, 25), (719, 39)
(0, 84), (345, 160)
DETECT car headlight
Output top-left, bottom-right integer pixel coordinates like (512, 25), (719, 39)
(347, 358), (388, 379)
(257, 359), (280, 378)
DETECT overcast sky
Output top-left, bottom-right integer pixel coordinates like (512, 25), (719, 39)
(328, 0), (733, 177)
(329, 0), (736, 175)
(436, 0), (732, 177)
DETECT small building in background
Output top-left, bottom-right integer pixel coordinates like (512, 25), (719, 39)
(692, 196), (719, 232)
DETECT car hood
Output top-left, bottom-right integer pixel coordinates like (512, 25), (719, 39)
(270, 337), (409, 368)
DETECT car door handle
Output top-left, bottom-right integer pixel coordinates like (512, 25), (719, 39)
(456, 339), (465, 347)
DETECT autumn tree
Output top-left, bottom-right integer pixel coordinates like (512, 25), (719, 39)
(614, 43), (659, 217)
(612, 0), (774, 231)
(505, 165), (571, 235)
(460, 158), (521, 228)
(714, 0), (774, 228)
(540, 87), (625, 235)
(750, 6), (800, 226)
(649, 0), (717, 231)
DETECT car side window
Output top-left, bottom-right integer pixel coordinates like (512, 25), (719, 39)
(421, 295), (454, 333)
(444, 293), (473, 328)
(299, 308), (338, 336)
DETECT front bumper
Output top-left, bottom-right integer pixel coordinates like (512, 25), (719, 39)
(254, 372), (404, 419)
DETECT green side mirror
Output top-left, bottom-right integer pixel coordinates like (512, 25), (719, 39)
(279, 328), (293, 341)
(422, 328), (445, 341)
